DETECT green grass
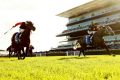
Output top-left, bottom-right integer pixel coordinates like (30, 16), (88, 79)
(0, 55), (120, 80)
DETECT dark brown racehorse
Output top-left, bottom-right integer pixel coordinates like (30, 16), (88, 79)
(11, 21), (36, 59)
(74, 25), (114, 57)
(28, 45), (34, 56)
(7, 45), (17, 58)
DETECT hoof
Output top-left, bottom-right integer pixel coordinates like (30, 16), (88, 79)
(113, 54), (116, 57)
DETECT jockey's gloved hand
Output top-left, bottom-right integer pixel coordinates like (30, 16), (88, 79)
(12, 26), (16, 28)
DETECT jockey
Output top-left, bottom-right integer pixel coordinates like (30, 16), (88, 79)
(87, 23), (99, 44)
(13, 21), (29, 33)
(12, 21), (30, 43)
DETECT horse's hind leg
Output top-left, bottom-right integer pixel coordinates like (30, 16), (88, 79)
(26, 46), (29, 56)
(9, 51), (11, 58)
(82, 50), (86, 57)
(22, 48), (26, 59)
(17, 51), (21, 60)
(78, 50), (84, 57)
(78, 51), (81, 57)
(79, 49), (86, 57)
(102, 43), (111, 55)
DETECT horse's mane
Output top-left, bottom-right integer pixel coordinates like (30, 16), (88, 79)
(94, 27), (105, 38)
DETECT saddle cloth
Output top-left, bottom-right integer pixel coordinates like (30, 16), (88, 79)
(83, 35), (92, 45)
(15, 32), (21, 44)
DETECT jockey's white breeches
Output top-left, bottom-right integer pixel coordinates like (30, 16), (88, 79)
(19, 28), (25, 33)
(87, 30), (96, 35)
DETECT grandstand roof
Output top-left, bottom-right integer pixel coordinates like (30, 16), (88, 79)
(57, 0), (120, 18)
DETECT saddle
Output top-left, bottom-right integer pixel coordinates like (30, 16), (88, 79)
(83, 35), (93, 45)
(15, 32), (21, 44)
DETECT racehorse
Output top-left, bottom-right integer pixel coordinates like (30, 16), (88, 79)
(74, 25), (114, 57)
(11, 21), (36, 59)
(7, 45), (17, 58)
(28, 45), (34, 56)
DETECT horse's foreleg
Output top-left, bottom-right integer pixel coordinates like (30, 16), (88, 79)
(25, 46), (29, 56)
(103, 43), (111, 55)
(21, 47), (26, 59)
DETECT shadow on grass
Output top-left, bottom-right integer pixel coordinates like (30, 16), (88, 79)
(58, 56), (97, 60)
(0, 57), (18, 62)
(10, 59), (18, 61)
(0, 59), (18, 62)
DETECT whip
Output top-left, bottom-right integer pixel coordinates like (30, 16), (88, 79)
(4, 27), (14, 35)
(0, 27), (13, 39)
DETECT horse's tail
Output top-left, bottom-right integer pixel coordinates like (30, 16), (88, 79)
(6, 46), (10, 51)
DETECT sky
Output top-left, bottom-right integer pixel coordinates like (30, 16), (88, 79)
(0, 0), (92, 51)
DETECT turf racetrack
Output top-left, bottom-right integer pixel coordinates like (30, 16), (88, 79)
(0, 55), (120, 80)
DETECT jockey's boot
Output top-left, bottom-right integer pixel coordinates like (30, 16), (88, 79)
(89, 34), (94, 46)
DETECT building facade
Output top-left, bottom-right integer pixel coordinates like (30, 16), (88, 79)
(53, 0), (120, 51)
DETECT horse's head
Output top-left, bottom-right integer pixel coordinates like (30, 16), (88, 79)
(25, 21), (36, 31)
(92, 25), (115, 40)
(102, 25), (115, 36)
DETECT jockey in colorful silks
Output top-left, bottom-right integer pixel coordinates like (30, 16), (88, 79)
(12, 21), (30, 43)
(87, 23), (99, 45)
(13, 21), (29, 32)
